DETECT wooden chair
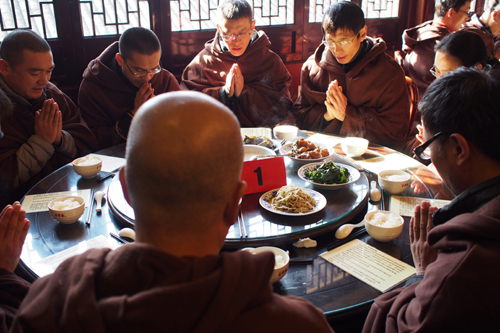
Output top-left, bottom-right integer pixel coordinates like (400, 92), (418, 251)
(402, 76), (421, 156)
(394, 50), (405, 69)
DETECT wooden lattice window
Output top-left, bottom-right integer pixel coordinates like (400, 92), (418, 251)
(0, 0), (58, 41)
(309, 0), (400, 23)
(170, 0), (295, 32)
(79, 0), (151, 37)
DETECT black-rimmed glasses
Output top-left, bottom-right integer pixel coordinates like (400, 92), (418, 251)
(458, 9), (474, 18)
(413, 132), (447, 162)
(124, 59), (162, 77)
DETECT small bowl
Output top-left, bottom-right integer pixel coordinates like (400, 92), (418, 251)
(365, 210), (404, 242)
(341, 137), (369, 157)
(273, 125), (298, 143)
(73, 155), (102, 178)
(378, 170), (410, 194)
(248, 246), (290, 283)
(48, 196), (85, 224)
(243, 145), (276, 161)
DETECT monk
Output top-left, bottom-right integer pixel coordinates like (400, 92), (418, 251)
(293, 2), (409, 151)
(461, 0), (500, 59)
(181, 0), (293, 128)
(79, 27), (180, 150)
(0, 30), (97, 207)
(402, 0), (472, 99)
(9, 92), (334, 332)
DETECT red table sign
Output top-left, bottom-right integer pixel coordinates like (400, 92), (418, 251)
(241, 157), (287, 194)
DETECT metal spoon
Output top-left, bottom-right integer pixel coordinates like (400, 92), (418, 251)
(94, 191), (105, 213)
(335, 220), (365, 239)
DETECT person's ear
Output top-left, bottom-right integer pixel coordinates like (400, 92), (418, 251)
(251, 19), (256, 31)
(358, 25), (368, 40)
(0, 59), (10, 76)
(115, 53), (124, 67)
(475, 63), (483, 70)
(449, 133), (470, 166)
(222, 180), (247, 228)
(492, 10), (500, 21)
(118, 166), (132, 205)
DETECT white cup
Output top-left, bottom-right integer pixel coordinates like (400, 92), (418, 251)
(273, 125), (298, 142)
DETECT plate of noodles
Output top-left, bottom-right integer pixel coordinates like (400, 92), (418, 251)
(259, 185), (327, 216)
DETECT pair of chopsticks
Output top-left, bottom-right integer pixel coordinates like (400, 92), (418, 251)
(86, 189), (95, 227)
(109, 232), (130, 244)
(237, 209), (248, 238)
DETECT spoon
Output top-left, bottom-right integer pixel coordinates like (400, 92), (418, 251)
(94, 191), (105, 213)
(335, 220), (365, 239)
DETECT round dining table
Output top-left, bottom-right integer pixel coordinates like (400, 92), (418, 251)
(17, 133), (454, 332)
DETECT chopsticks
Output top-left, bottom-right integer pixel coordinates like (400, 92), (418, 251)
(86, 189), (95, 228)
(238, 209), (248, 238)
(109, 232), (130, 244)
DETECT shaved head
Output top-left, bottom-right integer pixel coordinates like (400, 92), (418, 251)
(124, 91), (244, 239)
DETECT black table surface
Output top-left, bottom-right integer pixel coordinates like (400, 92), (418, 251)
(18, 137), (455, 322)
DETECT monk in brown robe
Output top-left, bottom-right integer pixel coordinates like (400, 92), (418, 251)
(8, 91), (334, 332)
(0, 30), (97, 207)
(293, 2), (409, 151)
(79, 27), (180, 150)
(181, 0), (293, 128)
(402, 0), (472, 99)
(461, 0), (500, 59)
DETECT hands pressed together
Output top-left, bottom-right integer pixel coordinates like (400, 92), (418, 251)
(34, 99), (62, 145)
(224, 63), (244, 98)
(324, 79), (347, 122)
(132, 83), (155, 115)
(0, 202), (30, 273)
(410, 201), (439, 275)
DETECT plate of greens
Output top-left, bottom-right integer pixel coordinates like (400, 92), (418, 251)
(298, 162), (360, 190)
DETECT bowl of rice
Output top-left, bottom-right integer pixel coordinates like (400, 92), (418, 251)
(248, 246), (290, 283)
(73, 155), (102, 178)
(365, 210), (404, 242)
(378, 170), (410, 194)
(48, 196), (86, 224)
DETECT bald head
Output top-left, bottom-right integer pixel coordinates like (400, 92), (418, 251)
(125, 91), (243, 234)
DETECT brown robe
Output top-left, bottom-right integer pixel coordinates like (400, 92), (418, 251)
(12, 244), (334, 333)
(0, 82), (97, 206)
(0, 269), (30, 333)
(79, 42), (181, 150)
(402, 21), (450, 99)
(180, 31), (293, 127)
(293, 37), (410, 151)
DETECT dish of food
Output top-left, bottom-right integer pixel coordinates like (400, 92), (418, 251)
(243, 135), (280, 150)
(279, 139), (334, 164)
(298, 162), (361, 190)
(259, 185), (327, 216)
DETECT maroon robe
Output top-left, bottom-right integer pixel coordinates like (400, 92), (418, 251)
(293, 37), (409, 151)
(79, 42), (180, 150)
(0, 82), (97, 206)
(12, 244), (334, 332)
(461, 14), (496, 57)
(402, 21), (450, 99)
(0, 269), (30, 333)
(180, 31), (293, 127)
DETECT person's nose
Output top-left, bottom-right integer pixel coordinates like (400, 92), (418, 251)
(39, 73), (49, 86)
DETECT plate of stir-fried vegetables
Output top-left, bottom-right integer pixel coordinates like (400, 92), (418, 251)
(298, 161), (360, 190)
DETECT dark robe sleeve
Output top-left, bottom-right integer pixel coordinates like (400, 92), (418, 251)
(0, 269), (31, 333)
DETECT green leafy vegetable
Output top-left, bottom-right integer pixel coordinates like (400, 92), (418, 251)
(305, 161), (350, 184)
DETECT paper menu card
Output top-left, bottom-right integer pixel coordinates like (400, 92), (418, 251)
(356, 153), (422, 175)
(26, 235), (117, 278)
(390, 196), (451, 217)
(307, 133), (343, 147)
(92, 154), (126, 173)
(241, 127), (273, 139)
(320, 239), (416, 293)
(21, 189), (92, 214)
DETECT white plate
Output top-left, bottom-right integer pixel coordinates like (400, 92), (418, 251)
(242, 136), (282, 151)
(243, 145), (276, 161)
(259, 187), (327, 216)
(298, 162), (361, 190)
(279, 141), (334, 165)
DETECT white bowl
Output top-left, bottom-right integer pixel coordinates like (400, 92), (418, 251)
(48, 196), (85, 224)
(243, 145), (276, 161)
(378, 170), (411, 194)
(273, 125), (298, 142)
(365, 210), (404, 242)
(248, 246), (290, 283)
(341, 137), (369, 157)
(73, 155), (102, 178)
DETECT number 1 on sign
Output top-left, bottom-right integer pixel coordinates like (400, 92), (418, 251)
(253, 167), (263, 186)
